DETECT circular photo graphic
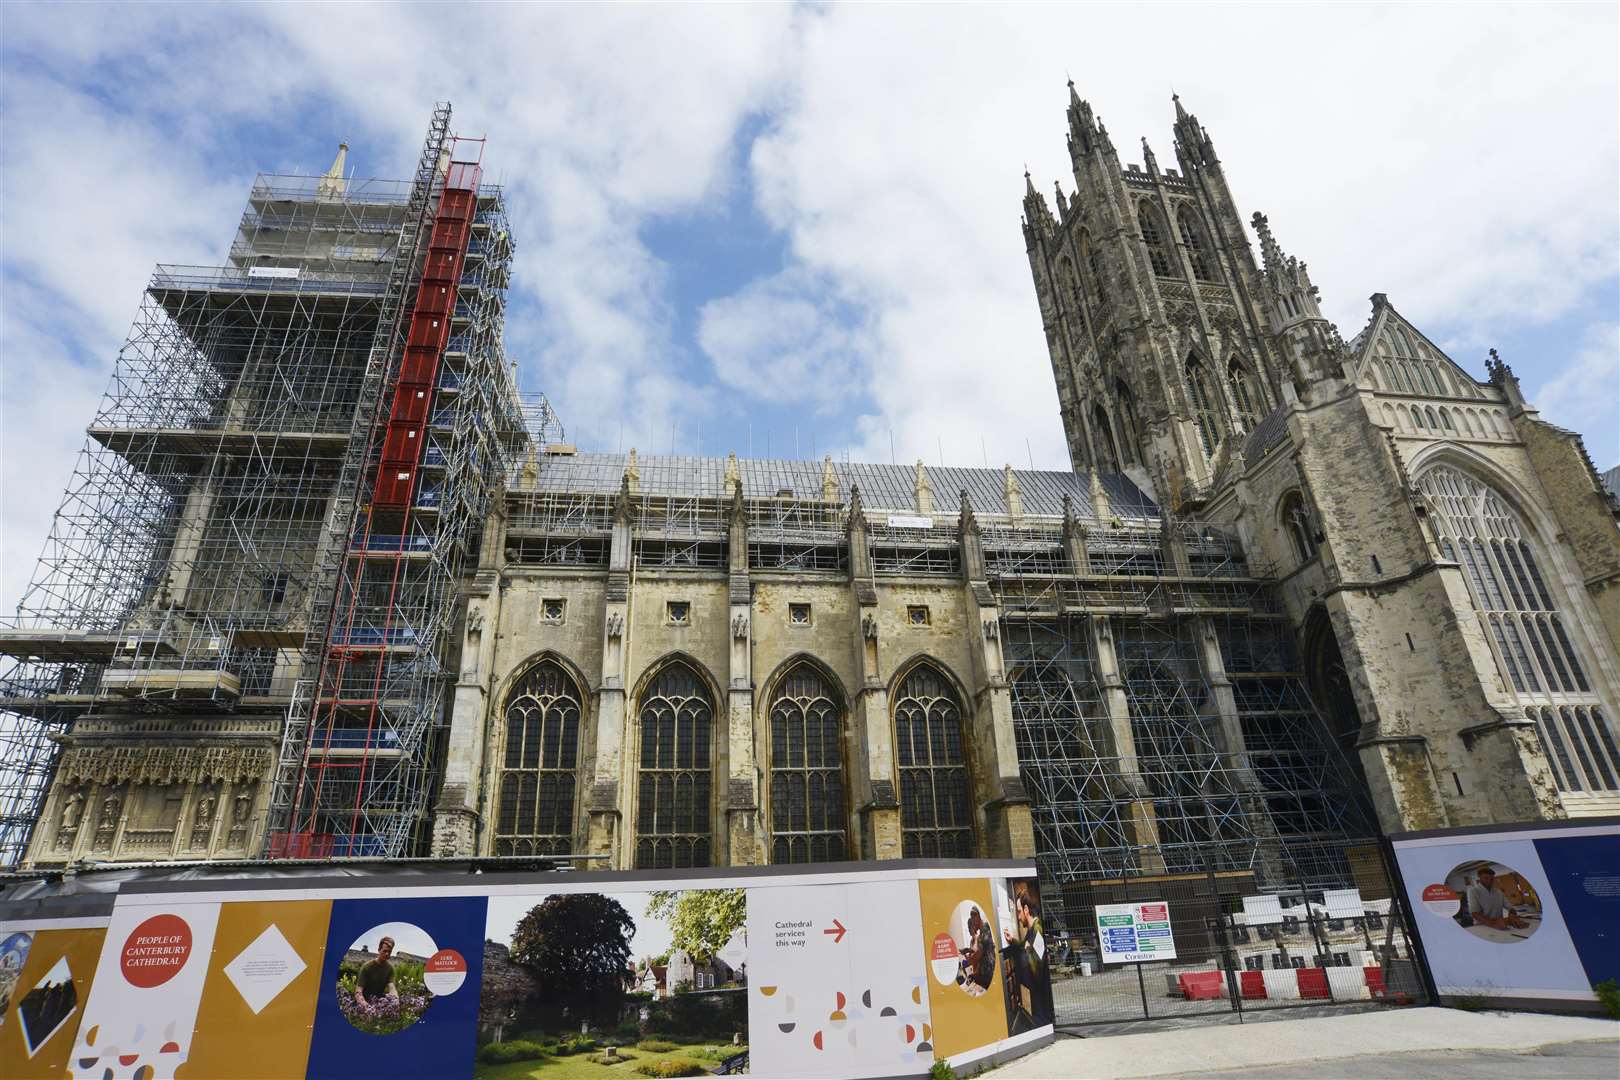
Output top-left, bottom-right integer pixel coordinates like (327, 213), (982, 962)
(929, 900), (997, 998)
(337, 922), (438, 1034)
(1440, 860), (1544, 944)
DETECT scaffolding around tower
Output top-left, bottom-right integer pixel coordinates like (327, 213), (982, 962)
(0, 106), (559, 869)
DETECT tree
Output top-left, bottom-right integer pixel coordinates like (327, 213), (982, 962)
(509, 893), (634, 1024)
(644, 889), (746, 962)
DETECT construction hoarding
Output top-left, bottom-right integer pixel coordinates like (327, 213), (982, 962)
(1, 860), (1053, 1079)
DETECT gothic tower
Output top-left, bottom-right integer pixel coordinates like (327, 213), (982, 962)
(1022, 87), (1290, 510)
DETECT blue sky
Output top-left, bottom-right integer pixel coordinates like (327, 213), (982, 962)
(2, 3), (1616, 606)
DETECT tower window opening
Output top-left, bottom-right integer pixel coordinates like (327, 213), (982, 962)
(1138, 202), (1174, 277)
(1186, 357), (1221, 457)
(1281, 491), (1318, 565)
(1178, 207), (1218, 282)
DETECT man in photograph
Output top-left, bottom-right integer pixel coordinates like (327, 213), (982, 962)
(1467, 867), (1529, 931)
(357, 935), (400, 1004)
(960, 907), (996, 992)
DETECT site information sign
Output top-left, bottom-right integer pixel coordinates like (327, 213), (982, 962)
(1095, 901), (1177, 964)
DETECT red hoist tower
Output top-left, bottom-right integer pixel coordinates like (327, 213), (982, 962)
(274, 130), (489, 858)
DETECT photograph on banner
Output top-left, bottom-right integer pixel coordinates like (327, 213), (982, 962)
(70, 902), (221, 1078)
(990, 877), (1054, 1035)
(747, 879), (932, 1080)
(477, 887), (748, 1078)
(0, 923), (107, 1078)
(1443, 860), (1543, 943)
(0, 930), (33, 1022)
(306, 895), (486, 1080)
(181, 899), (332, 1079)
(918, 878), (1008, 1060)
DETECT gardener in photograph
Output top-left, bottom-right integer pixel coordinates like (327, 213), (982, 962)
(357, 935), (400, 1004)
(1467, 867), (1529, 931)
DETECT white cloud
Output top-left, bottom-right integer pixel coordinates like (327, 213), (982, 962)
(1529, 321), (1620, 463)
(698, 269), (873, 409)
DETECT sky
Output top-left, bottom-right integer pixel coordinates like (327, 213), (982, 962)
(1, 3), (1616, 609)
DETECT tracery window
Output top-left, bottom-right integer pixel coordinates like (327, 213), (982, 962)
(1081, 231), (1108, 307)
(1186, 357), (1221, 457)
(1228, 360), (1261, 431)
(1177, 207), (1218, 282)
(1093, 404), (1121, 472)
(769, 663), (847, 863)
(1138, 202), (1174, 277)
(495, 659), (582, 857)
(893, 664), (974, 857)
(1116, 379), (1142, 465)
(1419, 465), (1619, 792)
(635, 661), (714, 868)
(1280, 491), (1318, 565)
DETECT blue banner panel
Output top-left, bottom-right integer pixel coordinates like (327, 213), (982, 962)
(307, 894), (488, 1080)
(1533, 833), (1620, 988)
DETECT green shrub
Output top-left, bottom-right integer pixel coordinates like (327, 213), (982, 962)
(476, 1040), (549, 1065)
(928, 1061), (958, 1080)
(634, 1061), (706, 1079)
(1595, 979), (1620, 1020)
(555, 1034), (599, 1056)
(635, 1038), (680, 1052)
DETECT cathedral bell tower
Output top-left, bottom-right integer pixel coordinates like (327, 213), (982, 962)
(1021, 87), (1290, 510)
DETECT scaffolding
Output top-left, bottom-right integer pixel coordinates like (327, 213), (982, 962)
(0, 105), (555, 869)
(992, 512), (1379, 893)
(267, 117), (552, 860)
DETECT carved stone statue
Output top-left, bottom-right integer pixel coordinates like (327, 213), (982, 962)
(731, 613), (748, 640)
(862, 614), (878, 641)
(99, 795), (121, 831)
(60, 790), (85, 833)
(234, 788), (254, 825)
(605, 612), (624, 638)
(194, 791), (217, 828)
(466, 606), (485, 635)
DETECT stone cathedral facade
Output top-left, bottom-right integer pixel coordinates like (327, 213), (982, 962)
(15, 90), (1619, 879)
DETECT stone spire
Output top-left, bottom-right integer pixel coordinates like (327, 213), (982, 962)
(1171, 93), (1217, 169)
(820, 456), (839, 502)
(1252, 211), (1322, 325)
(316, 141), (349, 200)
(724, 451), (742, 498)
(1003, 465), (1024, 520)
(624, 447), (640, 494)
(914, 460), (934, 516)
(1141, 136), (1158, 175)
(1022, 168), (1055, 238)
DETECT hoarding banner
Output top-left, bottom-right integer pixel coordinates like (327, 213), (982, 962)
(6, 860), (1054, 1080)
(0, 914), (109, 1080)
(1390, 820), (1619, 1009)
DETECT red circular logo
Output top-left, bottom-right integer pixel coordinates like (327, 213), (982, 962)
(121, 913), (193, 988)
(423, 948), (467, 995)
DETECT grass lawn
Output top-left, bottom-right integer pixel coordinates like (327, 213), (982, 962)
(474, 1041), (744, 1080)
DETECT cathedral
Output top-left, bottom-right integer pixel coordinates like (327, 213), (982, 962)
(5, 90), (1617, 894)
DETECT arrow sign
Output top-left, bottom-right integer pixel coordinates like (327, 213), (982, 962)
(823, 919), (847, 944)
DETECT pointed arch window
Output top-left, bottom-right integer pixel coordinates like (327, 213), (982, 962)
(1280, 491), (1318, 565)
(1177, 207), (1218, 282)
(1418, 465), (1618, 792)
(893, 664), (974, 857)
(1093, 404), (1121, 473)
(635, 661), (714, 868)
(1186, 356), (1221, 457)
(1081, 231), (1108, 307)
(769, 663), (847, 864)
(1115, 379), (1142, 465)
(1138, 202), (1174, 277)
(495, 659), (583, 857)
(1228, 360), (1261, 431)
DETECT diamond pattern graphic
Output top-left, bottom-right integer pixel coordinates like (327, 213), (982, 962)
(222, 924), (306, 1015)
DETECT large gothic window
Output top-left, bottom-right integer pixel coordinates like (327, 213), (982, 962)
(1228, 360), (1261, 432)
(893, 664), (974, 857)
(635, 661), (714, 868)
(1177, 207), (1218, 282)
(495, 659), (582, 857)
(1138, 202), (1174, 277)
(769, 663), (847, 863)
(1418, 465), (1619, 792)
(1185, 357), (1221, 457)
